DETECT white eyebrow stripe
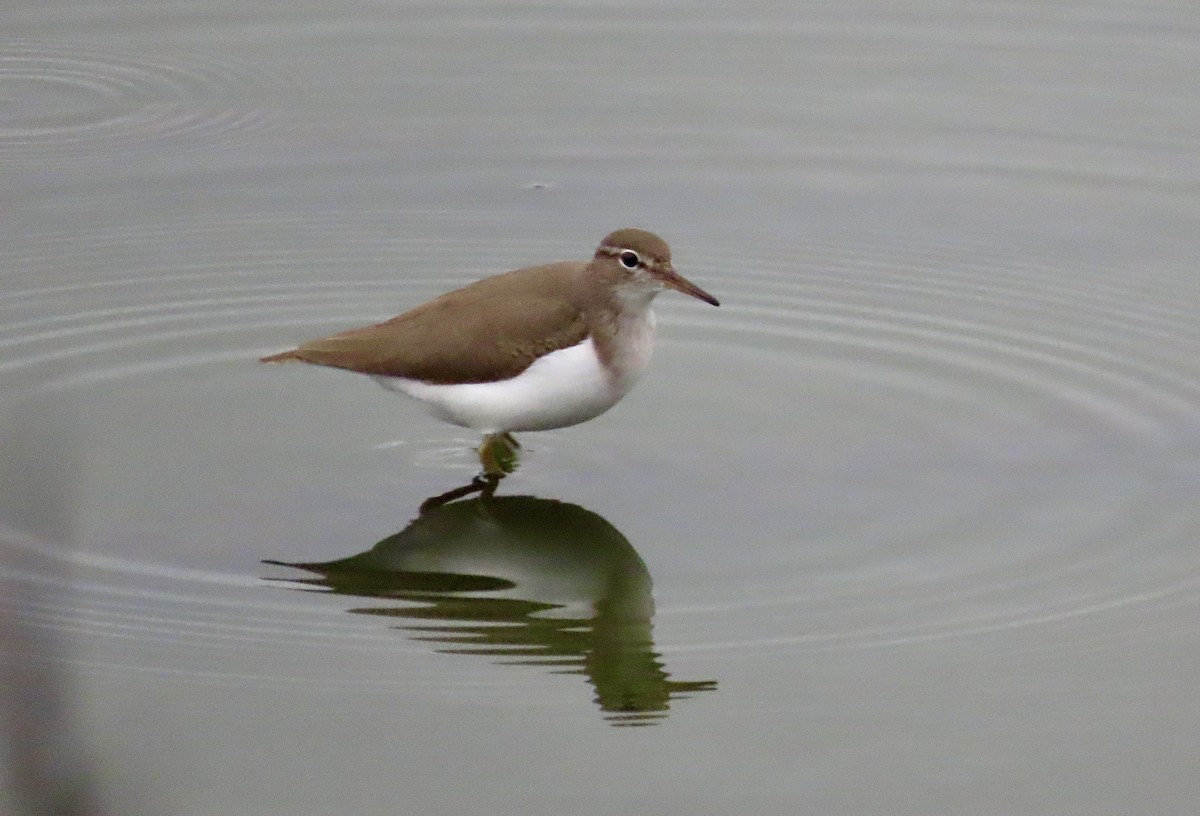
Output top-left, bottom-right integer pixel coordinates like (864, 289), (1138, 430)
(597, 246), (662, 270)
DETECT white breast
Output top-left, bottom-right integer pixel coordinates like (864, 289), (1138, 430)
(372, 335), (638, 433)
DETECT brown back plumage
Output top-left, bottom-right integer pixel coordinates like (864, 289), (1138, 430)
(260, 261), (592, 385)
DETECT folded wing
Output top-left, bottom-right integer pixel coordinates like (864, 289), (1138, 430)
(260, 263), (589, 385)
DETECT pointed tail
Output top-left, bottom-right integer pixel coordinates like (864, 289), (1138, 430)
(259, 349), (302, 363)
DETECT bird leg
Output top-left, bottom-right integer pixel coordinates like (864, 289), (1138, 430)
(418, 473), (500, 513)
(478, 432), (520, 477)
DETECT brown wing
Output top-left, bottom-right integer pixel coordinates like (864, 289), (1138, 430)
(260, 262), (589, 385)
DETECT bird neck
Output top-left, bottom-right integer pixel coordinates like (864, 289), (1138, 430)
(589, 291), (659, 390)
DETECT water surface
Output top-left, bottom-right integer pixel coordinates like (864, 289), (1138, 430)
(3, 1), (1200, 814)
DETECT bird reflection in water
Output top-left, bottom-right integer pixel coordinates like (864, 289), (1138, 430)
(265, 480), (716, 726)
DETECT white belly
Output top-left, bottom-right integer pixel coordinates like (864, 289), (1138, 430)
(373, 335), (644, 433)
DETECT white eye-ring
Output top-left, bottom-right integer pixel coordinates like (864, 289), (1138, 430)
(618, 250), (640, 269)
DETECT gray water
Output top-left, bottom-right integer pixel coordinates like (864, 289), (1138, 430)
(3, 2), (1200, 814)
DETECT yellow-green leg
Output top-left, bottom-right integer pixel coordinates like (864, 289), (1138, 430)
(478, 432), (520, 477)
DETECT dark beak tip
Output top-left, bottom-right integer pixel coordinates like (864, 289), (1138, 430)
(659, 267), (720, 307)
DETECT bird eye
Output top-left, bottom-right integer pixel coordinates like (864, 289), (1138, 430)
(619, 250), (640, 269)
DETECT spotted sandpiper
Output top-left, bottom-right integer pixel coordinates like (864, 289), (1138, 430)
(260, 228), (719, 475)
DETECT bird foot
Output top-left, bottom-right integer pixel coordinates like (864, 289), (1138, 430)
(419, 473), (500, 513)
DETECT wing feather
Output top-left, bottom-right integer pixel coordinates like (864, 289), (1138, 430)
(260, 263), (589, 385)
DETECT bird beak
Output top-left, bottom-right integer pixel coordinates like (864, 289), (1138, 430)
(655, 265), (720, 306)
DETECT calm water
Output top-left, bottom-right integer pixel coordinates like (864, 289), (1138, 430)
(4, 1), (1200, 814)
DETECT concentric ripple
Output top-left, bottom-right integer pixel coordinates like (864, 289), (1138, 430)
(0, 40), (285, 166)
(3, 208), (1200, 693)
(656, 237), (1200, 660)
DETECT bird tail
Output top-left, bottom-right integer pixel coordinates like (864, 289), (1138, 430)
(259, 349), (302, 363)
